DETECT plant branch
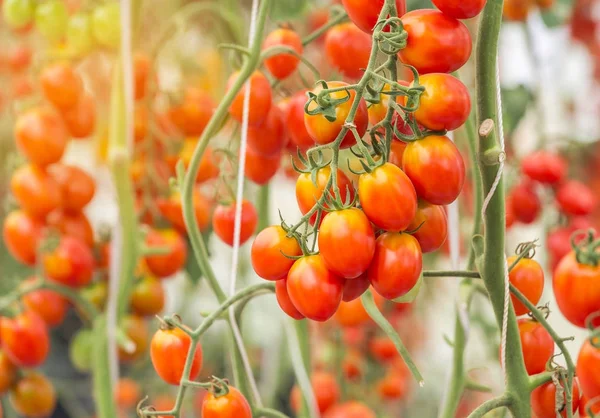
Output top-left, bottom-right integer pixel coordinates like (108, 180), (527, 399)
(467, 395), (511, 418)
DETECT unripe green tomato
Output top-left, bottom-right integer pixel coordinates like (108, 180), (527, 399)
(2, 0), (35, 29)
(67, 13), (94, 56)
(69, 329), (94, 372)
(92, 2), (120, 49)
(35, 0), (68, 43)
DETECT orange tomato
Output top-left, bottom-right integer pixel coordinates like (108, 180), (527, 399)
(15, 107), (68, 167)
(11, 164), (63, 219)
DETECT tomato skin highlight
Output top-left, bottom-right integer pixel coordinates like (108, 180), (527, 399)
(212, 200), (258, 246)
(431, 0), (486, 19)
(325, 22), (371, 80)
(367, 233), (423, 300)
(275, 279), (305, 320)
(151, 327), (202, 385)
(227, 71), (272, 126)
(263, 28), (303, 80)
(358, 163), (417, 231)
(556, 180), (596, 216)
(577, 338), (600, 400)
(202, 386), (252, 418)
(286, 255), (345, 322)
(15, 107), (68, 167)
(521, 150), (567, 185)
(251, 225), (302, 281)
(531, 378), (580, 418)
(0, 311), (50, 367)
(10, 372), (56, 418)
(516, 318), (554, 375)
(144, 229), (188, 278)
(341, 0), (407, 33)
(407, 201), (448, 253)
(507, 256), (544, 316)
(3, 210), (44, 266)
(400, 10), (472, 74)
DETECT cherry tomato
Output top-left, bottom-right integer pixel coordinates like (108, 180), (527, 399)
(285, 91), (315, 150)
(400, 10), (471, 74)
(412, 73), (471, 131)
(521, 150), (567, 185)
(367, 232), (422, 300)
(403, 135), (465, 205)
(304, 81), (368, 148)
(275, 279), (305, 319)
(516, 318), (554, 375)
(377, 371), (408, 400)
(247, 105), (287, 157)
(508, 182), (541, 224)
(431, 0), (486, 19)
(92, 2), (120, 48)
(212, 200), (258, 246)
(0, 351), (17, 394)
(35, 0), (68, 43)
(507, 256), (544, 316)
(263, 28), (303, 80)
(157, 190), (211, 234)
(251, 225), (302, 281)
(325, 401), (376, 418)
(40, 62), (83, 110)
(3, 210), (43, 266)
(407, 201), (447, 253)
(118, 315), (149, 363)
(10, 164), (63, 219)
(144, 229), (188, 278)
(290, 371), (340, 414)
(388, 140), (408, 167)
(175, 141), (220, 184)
(151, 326), (202, 385)
(342, 274), (370, 301)
(531, 378), (580, 418)
(342, 351), (363, 381)
(0, 311), (49, 367)
(358, 162), (417, 231)
(115, 378), (140, 410)
(244, 146), (281, 185)
(130, 275), (165, 317)
(556, 181), (596, 216)
(168, 87), (215, 136)
(369, 336), (399, 363)
(227, 71), (272, 126)
(341, 0), (406, 33)
(48, 164), (96, 212)
(133, 104), (148, 143)
(61, 93), (96, 139)
(6, 45), (32, 73)
(286, 255), (344, 321)
(10, 372), (56, 418)
(319, 208), (376, 279)
(325, 23), (371, 80)
(503, 0), (533, 21)
(43, 236), (95, 288)
(333, 290), (383, 327)
(296, 166), (355, 225)
(2, 0), (34, 29)
(577, 337), (600, 400)
(202, 386), (251, 418)
(15, 107), (68, 167)
(22, 278), (69, 328)
(67, 13), (94, 56)
(553, 252), (600, 328)
(134, 53), (151, 101)
(47, 210), (94, 247)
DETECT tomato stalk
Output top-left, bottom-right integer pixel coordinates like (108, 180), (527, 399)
(301, 5), (347, 46)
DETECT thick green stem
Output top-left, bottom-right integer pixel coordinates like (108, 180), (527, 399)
(468, 395), (511, 418)
(257, 184), (270, 233)
(91, 316), (117, 418)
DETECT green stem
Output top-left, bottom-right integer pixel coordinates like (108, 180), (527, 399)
(91, 316), (117, 418)
(301, 7), (348, 46)
(423, 270), (480, 278)
(257, 184), (270, 233)
(254, 408), (292, 418)
(467, 395), (511, 418)
(287, 320), (317, 418)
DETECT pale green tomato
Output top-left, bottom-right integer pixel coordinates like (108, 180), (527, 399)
(35, 0), (68, 43)
(67, 13), (94, 55)
(91, 2), (120, 49)
(2, 0), (35, 29)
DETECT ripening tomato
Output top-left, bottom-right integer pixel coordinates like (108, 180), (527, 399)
(412, 73), (471, 131)
(333, 290), (383, 327)
(536, 0), (554, 9)
(61, 93), (96, 139)
(227, 71), (272, 126)
(151, 326), (202, 385)
(202, 386), (251, 418)
(251, 225), (302, 281)
(377, 371), (408, 400)
(0, 351), (17, 394)
(134, 53), (151, 101)
(503, 0), (533, 21)
(247, 106), (287, 157)
(10, 164), (63, 219)
(296, 166), (355, 225)
(144, 229), (188, 278)
(577, 338), (600, 400)
(369, 336), (398, 363)
(516, 319), (554, 375)
(367, 232), (422, 300)
(91, 2), (120, 48)
(48, 164), (96, 212)
(118, 315), (148, 363)
(168, 87), (215, 136)
(15, 107), (68, 167)
(521, 151), (567, 185)
(285, 91), (315, 150)
(324, 23), (371, 80)
(400, 10), (471, 74)
(35, 0), (68, 43)
(115, 378), (141, 410)
(286, 255), (344, 322)
(358, 163), (417, 231)
(325, 401), (376, 418)
(10, 373), (56, 418)
(319, 208), (376, 279)
(431, 0), (486, 19)
(43, 236), (95, 288)
(212, 200), (258, 246)
(290, 371), (340, 414)
(580, 394), (600, 418)
(7, 44), (32, 73)
(342, 274), (370, 301)
(553, 252), (600, 328)
(403, 135), (465, 205)
(40, 62), (83, 110)
(22, 278), (69, 328)
(275, 279), (305, 319)
(0, 311), (49, 367)
(304, 81), (368, 148)
(507, 256), (544, 316)
(341, 0), (406, 33)
(531, 378), (580, 418)
(176, 141), (221, 184)
(2, 0), (35, 29)
(407, 201), (447, 253)
(508, 182), (541, 224)
(47, 210), (94, 247)
(66, 13), (94, 56)
(245, 146), (281, 185)
(3, 210), (44, 266)
(556, 181), (596, 216)
(156, 190), (211, 234)
(130, 275), (165, 316)
(263, 28), (303, 79)
(388, 140), (408, 167)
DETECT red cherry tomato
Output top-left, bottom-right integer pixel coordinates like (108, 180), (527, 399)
(0, 311), (49, 367)
(227, 71), (272, 126)
(507, 256), (544, 316)
(247, 105), (287, 157)
(244, 146), (281, 185)
(275, 279), (305, 320)
(407, 201), (448, 253)
(358, 162), (417, 231)
(22, 278), (69, 328)
(325, 22), (371, 80)
(547, 218), (594, 272)
(212, 200), (258, 246)
(367, 232), (422, 300)
(62, 93), (96, 139)
(130, 275), (165, 317)
(521, 150), (567, 185)
(319, 208), (376, 279)
(517, 318), (554, 375)
(263, 28), (303, 80)
(48, 164), (96, 213)
(556, 181), (596, 216)
(202, 386), (252, 418)
(144, 229), (188, 278)
(553, 252), (600, 328)
(290, 371), (340, 414)
(156, 190), (211, 234)
(285, 91), (315, 150)
(43, 236), (95, 288)
(531, 378), (580, 418)
(431, 0), (486, 19)
(151, 326), (202, 385)
(2, 210), (44, 266)
(508, 182), (541, 224)
(47, 210), (94, 247)
(10, 164), (63, 219)
(402, 135), (465, 205)
(9, 372), (56, 418)
(115, 377), (141, 410)
(377, 371), (408, 400)
(577, 337), (600, 400)
(342, 274), (370, 301)
(304, 81), (368, 149)
(251, 225), (302, 281)
(369, 336), (399, 363)
(412, 73), (471, 131)
(286, 255), (344, 322)
(15, 107), (68, 167)
(168, 87), (215, 136)
(40, 62), (83, 110)
(341, 0), (407, 33)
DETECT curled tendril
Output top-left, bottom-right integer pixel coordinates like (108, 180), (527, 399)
(210, 376), (231, 399)
(515, 241), (538, 260)
(374, 17), (407, 55)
